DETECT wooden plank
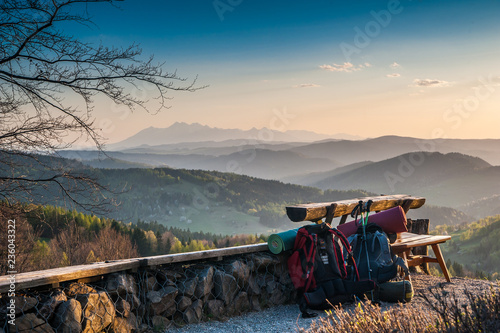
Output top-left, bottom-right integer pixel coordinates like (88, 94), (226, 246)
(286, 194), (425, 222)
(144, 243), (269, 266)
(0, 243), (270, 294)
(391, 233), (451, 252)
(0, 259), (141, 293)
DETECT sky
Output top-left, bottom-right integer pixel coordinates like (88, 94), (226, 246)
(70, 0), (500, 142)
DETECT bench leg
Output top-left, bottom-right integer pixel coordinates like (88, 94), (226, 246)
(400, 251), (412, 282)
(431, 244), (451, 283)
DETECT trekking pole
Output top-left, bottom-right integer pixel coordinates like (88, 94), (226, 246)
(362, 200), (375, 301)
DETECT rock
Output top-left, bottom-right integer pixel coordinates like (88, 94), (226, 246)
(266, 279), (278, 294)
(130, 294), (141, 310)
(11, 313), (54, 333)
(110, 313), (138, 333)
(182, 307), (198, 324)
(156, 269), (182, 284)
(147, 286), (178, 317)
(232, 291), (250, 315)
(205, 299), (224, 319)
(194, 266), (214, 299)
(227, 260), (250, 288)
(250, 295), (262, 312)
(176, 296), (192, 312)
(247, 274), (261, 295)
(191, 299), (203, 321)
(52, 298), (82, 333)
(66, 283), (96, 297)
(269, 287), (287, 306)
(8, 295), (38, 315)
(213, 270), (239, 304)
(77, 291), (115, 333)
(107, 273), (138, 297)
(251, 254), (280, 272)
(39, 290), (67, 321)
(115, 298), (131, 318)
(145, 276), (159, 292)
(138, 323), (149, 333)
(151, 316), (170, 330)
(179, 277), (198, 297)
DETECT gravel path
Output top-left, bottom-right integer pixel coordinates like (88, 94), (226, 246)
(166, 304), (324, 333)
(165, 273), (497, 333)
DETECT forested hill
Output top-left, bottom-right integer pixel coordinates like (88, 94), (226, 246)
(4, 152), (475, 234)
(93, 167), (372, 234)
(438, 215), (500, 279)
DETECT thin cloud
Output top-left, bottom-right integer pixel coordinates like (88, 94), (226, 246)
(293, 83), (321, 88)
(386, 73), (401, 78)
(413, 78), (450, 87)
(390, 62), (401, 68)
(319, 62), (370, 73)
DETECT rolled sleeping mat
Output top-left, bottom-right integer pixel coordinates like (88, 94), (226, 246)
(366, 280), (413, 303)
(267, 227), (302, 254)
(337, 206), (408, 238)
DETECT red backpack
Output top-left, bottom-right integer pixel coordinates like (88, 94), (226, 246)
(287, 223), (375, 317)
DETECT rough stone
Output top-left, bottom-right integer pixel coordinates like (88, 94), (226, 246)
(107, 273), (138, 297)
(115, 298), (131, 318)
(77, 291), (115, 333)
(151, 316), (170, 330)
(250, 295), (262, 312)
(266, 279), (278, 294)
(66, 282), (96, 297)
(252, 254), (280, 272)
(178, 277), (198, 297)
(11, 313), (54, 333)
(194, 266), (214, 299)
(213, 270), (238, 304)
(156, 269), (182, 284)
(176, 295), (192, 312)
(110, 312), (138, 333)
(130, 294), (141, 310)
(39, 290), (67, 321)
(205, 299), (224, 319)
(269, 287), (287, 305)
(52, 298), (82, 333)
(12, 295), (38, 315)
(145, 276), (159, 292)
(247, 274), (261, 295)
(191, 299), (203, 321)
(227, 260), (250, 288)
(147, 286), (178, 317)
(182, 307), (198, 324)
(232, 291), (250, 315)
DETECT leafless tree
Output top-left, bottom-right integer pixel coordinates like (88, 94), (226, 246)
(0, 0), (202, 211)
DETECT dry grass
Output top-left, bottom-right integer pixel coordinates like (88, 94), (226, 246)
(300, 282), (500, 333)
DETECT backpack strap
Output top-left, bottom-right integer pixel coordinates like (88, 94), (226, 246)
(393, 255), (410, 277)
(302, 233), (317, 293)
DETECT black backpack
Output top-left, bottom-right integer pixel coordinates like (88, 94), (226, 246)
(287, 223), (376, 317)
(348, 223), (408, 284)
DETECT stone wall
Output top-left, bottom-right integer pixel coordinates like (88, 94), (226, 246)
(1, 251), (295, 332)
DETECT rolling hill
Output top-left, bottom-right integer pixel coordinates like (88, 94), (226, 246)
(290, 136), (500, 166)
(60, 149), (341, 180)
(306, 152), (500, 216)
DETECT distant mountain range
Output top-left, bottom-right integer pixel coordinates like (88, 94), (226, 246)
(108, 122), (363, 149)
(60, 128), (500, 221)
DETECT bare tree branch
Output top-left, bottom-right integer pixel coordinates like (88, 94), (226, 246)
(0, 0), (204, 212)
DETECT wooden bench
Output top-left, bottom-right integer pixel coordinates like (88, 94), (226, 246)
(286, 194), (452, 282)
